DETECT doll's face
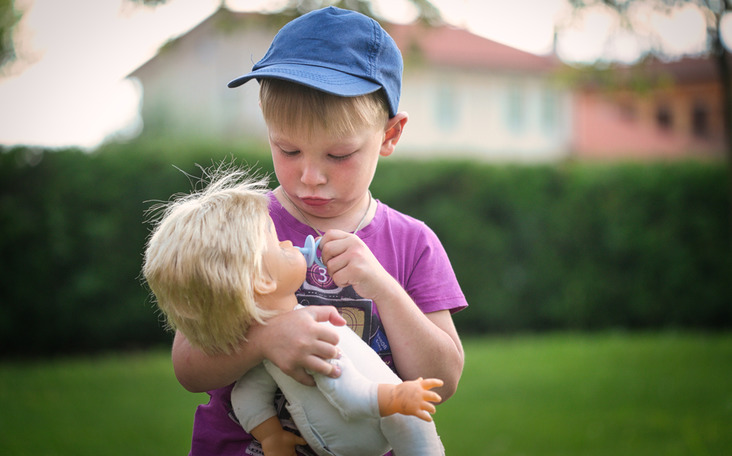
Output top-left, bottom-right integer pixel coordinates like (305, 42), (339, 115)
(260, 218), (307, 306)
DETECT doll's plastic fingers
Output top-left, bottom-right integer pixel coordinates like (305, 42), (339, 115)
(415, 409), (434, 423)
(379, 379), (443, 419)
(419, 377), (444, 391)
(421, 401), (437, 414)
(423, 390), (442, 404)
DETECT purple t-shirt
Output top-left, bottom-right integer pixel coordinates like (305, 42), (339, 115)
(188, 193), (467, 456)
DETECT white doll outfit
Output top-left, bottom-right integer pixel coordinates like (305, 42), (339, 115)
(231, 307), (445, 456)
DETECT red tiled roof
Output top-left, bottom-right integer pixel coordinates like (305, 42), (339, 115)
(386, 22), (559, 72)
(644, 55), (719, 84)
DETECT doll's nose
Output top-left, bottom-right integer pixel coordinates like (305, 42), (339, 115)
(297, 235), (325, 268)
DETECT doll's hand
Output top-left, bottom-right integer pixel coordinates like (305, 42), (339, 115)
(259, 431), (307, 456)
(318, 230), (394, 301)
(378, 378), (444, 422)
(255, 306), (345, 386)
(251, 416), (307, 456)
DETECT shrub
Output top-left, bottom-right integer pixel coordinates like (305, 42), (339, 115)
(1, 142), (729, 355)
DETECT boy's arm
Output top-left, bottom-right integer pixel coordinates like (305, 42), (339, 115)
(319, 231), (465, 401)
(373, 289), (464, 402)
(172, 306), (346, 392)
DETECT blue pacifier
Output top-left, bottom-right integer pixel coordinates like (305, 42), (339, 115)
(297, 235), (326, 269)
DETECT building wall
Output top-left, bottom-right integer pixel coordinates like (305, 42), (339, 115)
(398, 67), (572, 161)
(572, 80), (725, 160)
(131, 14), (272, 143)
(130, 10), (571, 162)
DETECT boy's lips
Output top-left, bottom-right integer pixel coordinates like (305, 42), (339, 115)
(301, 197), (331, 207)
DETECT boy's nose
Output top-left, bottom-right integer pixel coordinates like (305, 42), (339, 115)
(300, 161), (326, 186)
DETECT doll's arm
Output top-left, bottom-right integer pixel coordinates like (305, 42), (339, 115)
(232, 365), (306, 455)
(314, 349), (442, 422)
(313, 353), (380, 420)
(378, 378), (443, 422)
(231, 364), (279, 432)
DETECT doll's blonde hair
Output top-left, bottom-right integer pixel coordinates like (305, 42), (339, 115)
(259, 78), (389, 139)
(143, 166), (276, 355)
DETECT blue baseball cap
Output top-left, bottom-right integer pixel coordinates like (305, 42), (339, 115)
(227, 6), (402, 117)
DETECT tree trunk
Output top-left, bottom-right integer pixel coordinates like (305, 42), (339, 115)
(711, 21), (732, 243)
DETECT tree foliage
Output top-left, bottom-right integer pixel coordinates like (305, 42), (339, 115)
(0, 0), (20, 70)
(129, 0), (442, 23)
(563, 0), (732, 237)
(0, 0), (442, 73)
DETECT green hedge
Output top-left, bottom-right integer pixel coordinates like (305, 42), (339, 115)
(1, 142), (730, 355)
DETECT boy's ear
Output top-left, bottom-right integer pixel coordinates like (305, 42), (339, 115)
(253, 273), (278, 296)
(380, 112), (409, 157)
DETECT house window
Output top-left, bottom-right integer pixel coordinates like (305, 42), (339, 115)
(692, 101), (709, 138)
(619, 101), (636, 121)
(435, 83), (459, 131)
(656, 104), (673, 131)
(541, 89), (558, 135)
(505, 84), (525, 133)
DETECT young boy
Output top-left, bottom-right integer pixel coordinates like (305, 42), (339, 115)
(143, 167), (446, 455)
(170, 7), (467, 455)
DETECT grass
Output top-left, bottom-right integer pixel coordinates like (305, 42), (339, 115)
(438, 332), (732, 456)
(0, 350), (208, 456)
(1, 332), (730, 455)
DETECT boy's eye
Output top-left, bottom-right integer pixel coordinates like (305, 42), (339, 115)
(328, 152), (355, 161)
(281, 149), (300, 156)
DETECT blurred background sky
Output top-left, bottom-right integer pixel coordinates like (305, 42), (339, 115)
(0, 0), (726, 149)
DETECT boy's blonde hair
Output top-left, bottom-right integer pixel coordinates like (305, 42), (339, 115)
(259, 78), (389, 139)
(143, 167), (276, 355)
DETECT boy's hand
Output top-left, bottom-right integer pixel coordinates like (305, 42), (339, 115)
(319, 230), (395, 301)
(253, 306), (345, 386)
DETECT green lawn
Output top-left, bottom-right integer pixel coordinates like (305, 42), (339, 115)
(1, 333), (730, 455)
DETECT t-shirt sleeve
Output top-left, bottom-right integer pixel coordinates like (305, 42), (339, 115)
(404, 224), (468, 315)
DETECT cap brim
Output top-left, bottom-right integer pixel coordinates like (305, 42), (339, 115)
(227, 64), (382, 98)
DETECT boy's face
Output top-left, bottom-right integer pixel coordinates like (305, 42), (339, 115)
(268, 122), (388, 225)
(260, 218), (307, 308)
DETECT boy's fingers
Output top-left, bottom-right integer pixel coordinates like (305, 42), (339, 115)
(287, 369), (316, 387)
(306, 305), (346, 327)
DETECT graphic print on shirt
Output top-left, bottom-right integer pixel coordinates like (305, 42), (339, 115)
(300, 262), (394, 368)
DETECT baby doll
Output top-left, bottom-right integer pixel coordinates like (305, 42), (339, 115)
(143, 167), (445, 456)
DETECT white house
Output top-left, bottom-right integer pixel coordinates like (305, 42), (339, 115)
(129, 8), (573, 162)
